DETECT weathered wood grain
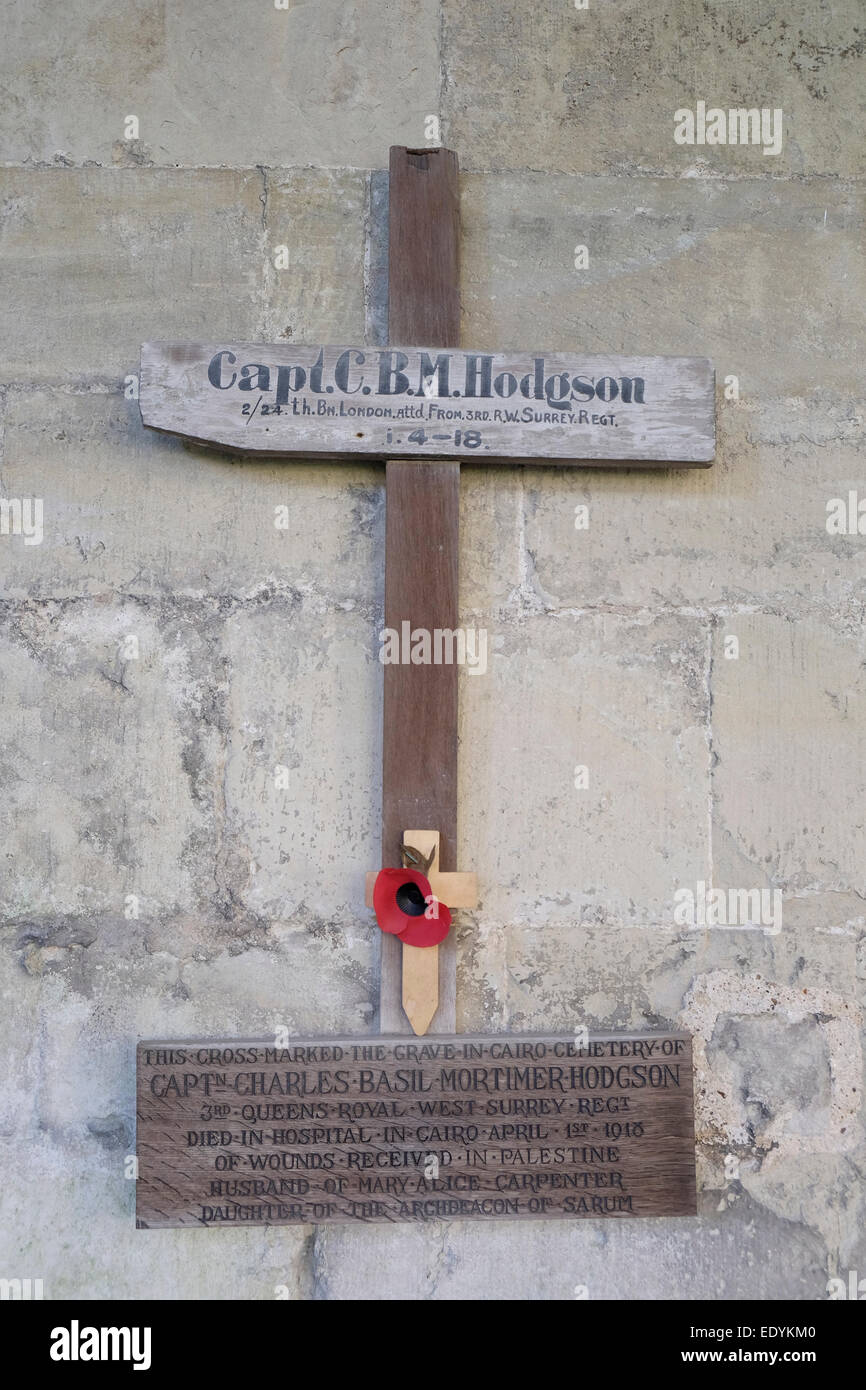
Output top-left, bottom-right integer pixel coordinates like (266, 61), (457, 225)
(379, 467), (460, 1033)
(380, 147), (464, 1035)
(139, 342), (715, 465)
(402, 943), (440, 1040)
(136, 1033), (697, 1227)
(388, 146), (461, 348)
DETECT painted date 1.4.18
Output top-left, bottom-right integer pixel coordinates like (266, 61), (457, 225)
(386, 428), (483, 449)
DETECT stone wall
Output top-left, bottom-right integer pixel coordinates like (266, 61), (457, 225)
(1, 1), (863, 1299)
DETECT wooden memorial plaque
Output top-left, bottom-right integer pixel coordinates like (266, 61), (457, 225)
(136, 1033), (696, 1227)
(140, 342), (715, 466)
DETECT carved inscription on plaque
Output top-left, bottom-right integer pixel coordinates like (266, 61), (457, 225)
(136, 1034), (696, 1226)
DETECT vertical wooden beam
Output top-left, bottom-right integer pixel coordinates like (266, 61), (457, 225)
(387, 147), (461, 347)
(380, 146), (461, 1034)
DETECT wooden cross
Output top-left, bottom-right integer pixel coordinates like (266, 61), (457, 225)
(136, 145), (711, 1229)
(365, 830), (477, 1034)
(140, 145), (714, 1040)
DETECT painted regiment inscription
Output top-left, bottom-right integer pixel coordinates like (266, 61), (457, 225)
(140, 343), (714, 465)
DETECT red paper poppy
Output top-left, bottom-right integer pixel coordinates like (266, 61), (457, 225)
(399, 903), (451, 948)
(372, 867), (451, 948)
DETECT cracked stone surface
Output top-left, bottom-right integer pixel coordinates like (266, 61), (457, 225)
(1, 1), (864, 1301)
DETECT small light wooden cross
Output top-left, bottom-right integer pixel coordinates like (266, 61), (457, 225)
(365, 830), (477, 1035)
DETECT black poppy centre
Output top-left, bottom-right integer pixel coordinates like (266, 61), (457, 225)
(395, 880), (427, 916)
